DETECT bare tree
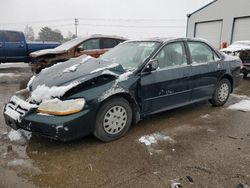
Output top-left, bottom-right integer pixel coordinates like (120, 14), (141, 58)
(24, 25), (35, 41)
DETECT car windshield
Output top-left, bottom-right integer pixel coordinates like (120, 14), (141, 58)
(99, 41), (160, 71)
(54, 37), (87, 51)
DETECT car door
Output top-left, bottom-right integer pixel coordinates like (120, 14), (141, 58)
(139, 41), (192, 115)
(187, 41), (223, 101)
(4, 31), (27, 62)
(77, 38), (101, 58)
(0, 32), (4, 62)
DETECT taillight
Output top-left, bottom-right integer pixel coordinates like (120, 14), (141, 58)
(240, 60), (244, 69)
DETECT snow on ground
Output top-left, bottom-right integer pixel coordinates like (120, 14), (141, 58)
(8, 129), (31, 142)
(0, 73), (19, 77)
(228, 100), (250, 112)
(139, 133), (175, 146)
(231, 94), (250, 100)
(200, 114), (210, 119)
(0, 63), (28, 69)
(7, 159), (33, 169)
(8, 129), (23, 142)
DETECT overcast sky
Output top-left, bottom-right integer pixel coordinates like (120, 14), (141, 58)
(0, 0), (211, 38)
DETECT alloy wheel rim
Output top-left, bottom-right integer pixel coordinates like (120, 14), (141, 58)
(218, 83), (229, 102)
(103, 105), (127, 135)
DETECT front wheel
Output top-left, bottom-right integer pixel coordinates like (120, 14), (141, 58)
(94, 97), (132, 142)
(209, 78), (231, 107)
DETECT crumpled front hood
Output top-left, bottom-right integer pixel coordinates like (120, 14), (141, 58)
(30, 55), (125, 91)
(30, 48), (66, 58)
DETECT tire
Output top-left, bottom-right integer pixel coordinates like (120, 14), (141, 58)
(94, 97), (132, 142)
(209, 78), (231, 107)
(243, 72), (248, 78)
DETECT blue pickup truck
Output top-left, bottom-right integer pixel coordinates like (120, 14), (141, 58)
(0, 30), (60, 63)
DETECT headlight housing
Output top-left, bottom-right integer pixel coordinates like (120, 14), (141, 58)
(37, 98), (85, 115)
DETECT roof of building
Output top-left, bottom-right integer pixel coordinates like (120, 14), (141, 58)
(187, 0), (218, 17)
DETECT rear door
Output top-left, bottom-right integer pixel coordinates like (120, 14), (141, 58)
(187, 41), (222, 101)
(4, 31), (27, 62)
(0, 32), (4, 62)
(140, 41), (192, 115)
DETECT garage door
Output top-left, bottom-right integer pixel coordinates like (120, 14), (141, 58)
(195, 21), (222, 49)
(232, 17), (250, 43)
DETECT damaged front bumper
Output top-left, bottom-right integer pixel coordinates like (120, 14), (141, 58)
(4, 96), (96, 141)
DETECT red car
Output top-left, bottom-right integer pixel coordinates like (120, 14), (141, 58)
(29, 34), (126, 73)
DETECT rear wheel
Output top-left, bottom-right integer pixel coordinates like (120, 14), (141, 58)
(94, 97), (132, 142)
(209, 78), (231, 107)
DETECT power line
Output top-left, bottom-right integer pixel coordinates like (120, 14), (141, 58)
(78, 23), (185, 29)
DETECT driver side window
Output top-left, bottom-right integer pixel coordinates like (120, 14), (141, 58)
(155, 42), (187, 69)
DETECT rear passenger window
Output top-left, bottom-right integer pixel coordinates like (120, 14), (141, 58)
(101, 39), (118, 49)
(80, 39), (100, 50)
(188, 42), (219, 63)
(4, 31), (20, 43)
(155, 42), (187, 69)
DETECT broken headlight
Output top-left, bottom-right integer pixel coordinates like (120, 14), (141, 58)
(37, 98), (85, 115)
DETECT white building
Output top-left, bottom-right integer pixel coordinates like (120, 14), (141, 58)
(186, 0), (250, 49)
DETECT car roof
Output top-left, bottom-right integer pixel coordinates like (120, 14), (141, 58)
(124, 37), (210, 44)
(83, 34), (127, 40)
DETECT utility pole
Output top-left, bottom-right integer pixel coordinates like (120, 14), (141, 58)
(74, 18), (79, 37)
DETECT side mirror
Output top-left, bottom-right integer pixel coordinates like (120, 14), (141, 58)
(144, 59), (159, 72)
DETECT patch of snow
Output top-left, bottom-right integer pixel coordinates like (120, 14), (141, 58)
(0, 63), (28, 69)
(231, 94), (250, 100)
(81, 55), (92, 63)
(101, 70), (119, 77)
(7, 159), (33, 169)
(11, 95), (37, 110)
(7, 129), (32, 142)
(139, 133), (175, 146)
(201, 114), (210, 119)
(4, 107), (21, 122)
(227, 100), (250, 112)
(207, 129), (216, 132)
(56, 125), (63, 134)
(98, 87), (125, 102)
(63, 64), (80, 73)
(90, 63), (119, 74)
(36, 112), (53, 116)
(29, 82), (79, 103)
(0, 73), (19, 77)
(27, 75), (36, 89)
(8, 129), (22, 141)
(116, 71), (132, 83)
